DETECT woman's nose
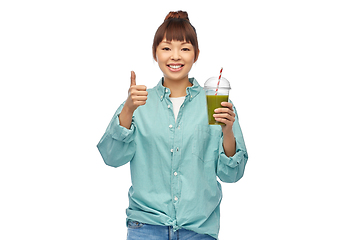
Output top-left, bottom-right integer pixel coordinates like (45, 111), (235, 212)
(171, 50), (181, 60)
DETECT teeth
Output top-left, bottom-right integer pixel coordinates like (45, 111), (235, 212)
(169, 65), (182, 69)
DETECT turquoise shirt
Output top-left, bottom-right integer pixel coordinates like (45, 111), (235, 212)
(97, 78), (248, 239)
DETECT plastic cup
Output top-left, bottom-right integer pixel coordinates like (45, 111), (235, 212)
(204, 77), (231, 125)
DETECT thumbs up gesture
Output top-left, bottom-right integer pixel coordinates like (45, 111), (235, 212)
(125, 71), (148, 113)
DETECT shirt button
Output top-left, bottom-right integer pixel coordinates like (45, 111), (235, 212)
(169, 125), (173, 128)
(174, 172), (178, 176)
(174, 196), (178, 201)
(176, 147), (179, 152)
(170, 149), (174, 153)
(168, 105), (171, 108)
(166, 89), (168, 93)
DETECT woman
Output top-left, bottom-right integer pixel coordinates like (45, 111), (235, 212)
(97, 11), (248, 240)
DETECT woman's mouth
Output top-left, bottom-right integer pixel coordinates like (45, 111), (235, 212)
(167, 64), (184, 72)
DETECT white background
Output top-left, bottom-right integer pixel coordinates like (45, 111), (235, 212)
(1, 0), (359, 239)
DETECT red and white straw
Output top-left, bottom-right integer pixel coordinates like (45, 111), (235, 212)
(215, 67), (223, 95)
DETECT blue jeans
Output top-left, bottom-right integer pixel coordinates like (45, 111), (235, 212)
(127, 221), (216, 240)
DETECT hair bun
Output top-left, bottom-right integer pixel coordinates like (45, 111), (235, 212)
(164, 11), (189, 21)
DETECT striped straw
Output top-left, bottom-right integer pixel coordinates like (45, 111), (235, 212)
(215, 67), (223, 95)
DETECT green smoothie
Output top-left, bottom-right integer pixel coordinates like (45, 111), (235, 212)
(206, 95), (229, 125)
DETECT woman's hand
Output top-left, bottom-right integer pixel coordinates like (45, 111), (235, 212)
(213, 101), (236, 157)
(213, 101), (235, 133)
(124, 71), (148, 113)
(119, 71), (148, 129)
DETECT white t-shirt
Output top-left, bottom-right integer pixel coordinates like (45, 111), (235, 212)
(169, 96), (186, 122)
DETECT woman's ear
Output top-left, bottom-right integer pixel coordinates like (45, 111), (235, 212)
(194, 49), (200, 63)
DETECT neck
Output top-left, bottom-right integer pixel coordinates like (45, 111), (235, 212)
(163, 76), (193, 97)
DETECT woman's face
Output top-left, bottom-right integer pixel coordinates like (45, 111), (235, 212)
(155, 39), (197, 83)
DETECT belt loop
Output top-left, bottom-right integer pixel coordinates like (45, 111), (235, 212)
(168, 226), (171, 240)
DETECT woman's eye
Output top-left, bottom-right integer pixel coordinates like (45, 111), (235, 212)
(182, 48), (190, 51)
(162, 47), (171, 51)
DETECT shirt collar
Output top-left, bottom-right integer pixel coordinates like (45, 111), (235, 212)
(156, 77), (202, 102)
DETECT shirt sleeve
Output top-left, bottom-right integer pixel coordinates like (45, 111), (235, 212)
(216, 104), (248, 183)
(97, 103), (136, 168)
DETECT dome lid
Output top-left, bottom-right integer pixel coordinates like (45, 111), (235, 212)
(204, 77), (231, 89)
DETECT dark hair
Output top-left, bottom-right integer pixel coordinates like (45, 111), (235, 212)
(152, 11), (199, 61)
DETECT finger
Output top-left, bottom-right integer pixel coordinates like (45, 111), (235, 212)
(214, 108), (235, 117)
(131, 90), (148, 96)
(213, 113), (235, 122)
(130, 71), (136, 86)
(214, 117), (234, 126)
(132, 96), (148, 101)
(214, 117), (231, 125)
(134, 100), (147, 106)
(130, 85), (147, 91)
(221, 101), (233, 111)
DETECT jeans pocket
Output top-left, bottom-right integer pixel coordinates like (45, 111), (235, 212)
(127, 220), (144, 229)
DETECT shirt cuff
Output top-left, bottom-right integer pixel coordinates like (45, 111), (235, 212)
(218, 136), (246, 168)
(109, 113), (136, 143)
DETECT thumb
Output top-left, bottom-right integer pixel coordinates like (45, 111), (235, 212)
(130, 71), (136, 86)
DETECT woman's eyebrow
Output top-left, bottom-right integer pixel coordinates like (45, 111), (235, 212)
(160, 40), (191, 45)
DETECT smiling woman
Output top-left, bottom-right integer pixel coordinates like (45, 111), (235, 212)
(97, 10), (248, 240)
